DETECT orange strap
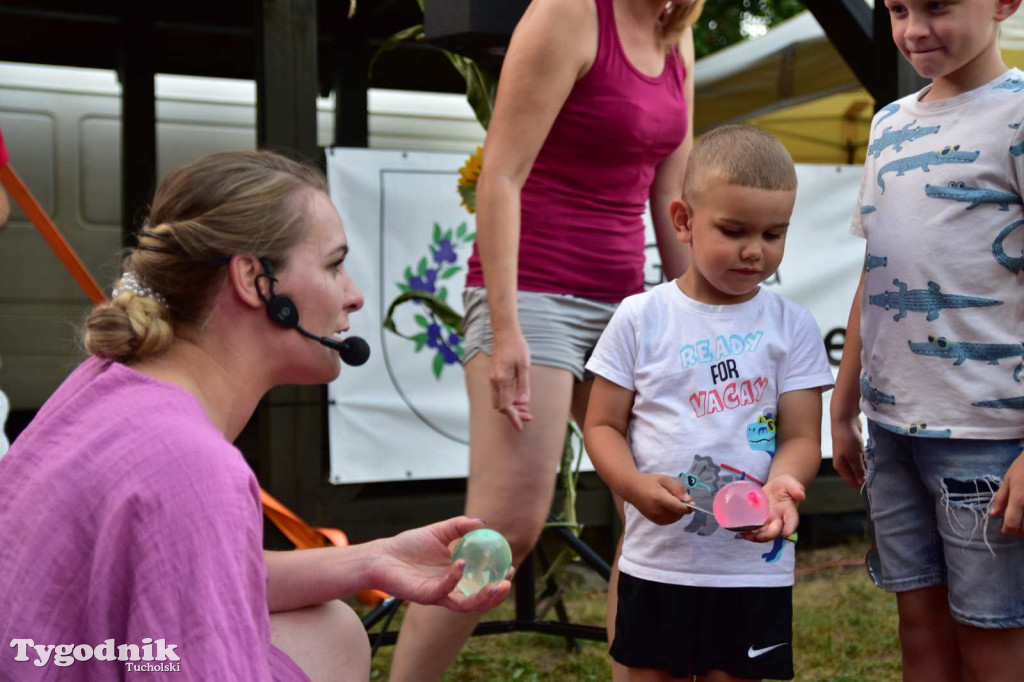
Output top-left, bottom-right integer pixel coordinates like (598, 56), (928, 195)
(0, 164), (106, 305)
(261, 489), (389, 605)
(0, 146), (387, 606)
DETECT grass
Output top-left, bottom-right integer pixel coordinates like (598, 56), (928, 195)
(355, 539), (901, 681)
(789, 542), (901, 682)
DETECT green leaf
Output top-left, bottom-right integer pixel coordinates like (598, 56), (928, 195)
(417, 257), (427, 277)
(404, 266), (413, 281)
(433, 223), (442, 244)
(443, 227), (453, 241)
(396, 282), (410, 292)
(382, 291), (465, 340)
(464, 232), (476, 242)
(457, 222), (467, 238)
(443, 52), (498, 130)
(414, 314), (429, 328)
(432, 352), (444, 379)
(413, 333), (428, 352)
(457, 185), (476, 214)
(438, 286), (448, 302)
(368, 24), (424, 77)
(441, 265), (462, 279)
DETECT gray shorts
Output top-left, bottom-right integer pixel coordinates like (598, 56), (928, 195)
(462, 287), (619, 382)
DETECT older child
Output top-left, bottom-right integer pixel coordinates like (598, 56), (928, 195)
(832, 1), (1024, 679)
(585, 126), (833, 681)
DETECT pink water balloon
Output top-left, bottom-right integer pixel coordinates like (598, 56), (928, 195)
(712, 480), (770, 531)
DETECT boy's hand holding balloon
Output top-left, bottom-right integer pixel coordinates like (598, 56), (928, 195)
(739, 474), (805, 543)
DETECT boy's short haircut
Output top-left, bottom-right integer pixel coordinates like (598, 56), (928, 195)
(683, 125), (797, 202)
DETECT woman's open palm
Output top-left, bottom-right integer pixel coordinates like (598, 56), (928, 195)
(371, 517), (513, 612)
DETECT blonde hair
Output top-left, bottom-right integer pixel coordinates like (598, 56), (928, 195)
(84, 150), (328, 363)
(661, 0), (706, 45)
(682, 125), (797, 202)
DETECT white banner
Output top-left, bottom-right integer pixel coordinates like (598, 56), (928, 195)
(327, 149), (865, 484)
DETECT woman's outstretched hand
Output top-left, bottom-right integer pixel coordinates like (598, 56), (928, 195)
(490, 330), (533, 430)
(370, 517), (513, 612)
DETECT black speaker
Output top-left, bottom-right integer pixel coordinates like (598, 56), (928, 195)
(423, 0), (530, 64)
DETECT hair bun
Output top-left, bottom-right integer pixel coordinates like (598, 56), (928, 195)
(84, 293), (173, 363)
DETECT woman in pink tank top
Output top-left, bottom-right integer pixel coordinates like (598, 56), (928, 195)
(393, 1), (703, 679)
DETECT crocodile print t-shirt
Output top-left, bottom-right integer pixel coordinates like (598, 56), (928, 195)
(852, 69), (1024, 439)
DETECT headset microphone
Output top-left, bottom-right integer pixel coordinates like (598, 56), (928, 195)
(297, 329), (371, 366)
(337, 335), (370, 366)
(257, 258), (371, 367)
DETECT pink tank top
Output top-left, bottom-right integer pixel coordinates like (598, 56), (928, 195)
(465, 0), (688, 302)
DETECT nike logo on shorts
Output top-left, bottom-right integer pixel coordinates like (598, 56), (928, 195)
(747, 643), (788, 658)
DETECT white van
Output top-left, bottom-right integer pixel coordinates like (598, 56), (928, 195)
(0, 61), (485, 411)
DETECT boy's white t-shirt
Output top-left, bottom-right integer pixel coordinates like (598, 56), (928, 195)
(853, 69), (1024, 439)
(585, 282), (834, 587)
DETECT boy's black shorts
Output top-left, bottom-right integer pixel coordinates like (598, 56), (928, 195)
(610, 572), (794, 680)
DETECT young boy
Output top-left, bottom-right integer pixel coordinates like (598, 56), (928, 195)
(584, 126), (834, 682)
(831, 0), (1024, 678)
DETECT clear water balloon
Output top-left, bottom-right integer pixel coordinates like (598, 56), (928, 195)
(451, 528), (512, 596)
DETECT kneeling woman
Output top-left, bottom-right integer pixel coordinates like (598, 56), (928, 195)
(0, 150), (509, 681)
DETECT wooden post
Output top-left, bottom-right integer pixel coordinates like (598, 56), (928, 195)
(119, 5), (157, 248)
(334, 11), (369, 148)
(250, 0), (325, 535)
(255, 0), (320, 160)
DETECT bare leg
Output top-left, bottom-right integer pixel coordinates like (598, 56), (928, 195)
(572, 376), (630, 682)
(631, 667), (689, 681)
(896, 587), (962, 682)
(270, 600), (370, 682)
(956, 623), (1024, 682)
(573, 376), (629, 682)
(390, 356), (574, 681)
(607, 498), (627, 681)
(697, 671), (758, 682)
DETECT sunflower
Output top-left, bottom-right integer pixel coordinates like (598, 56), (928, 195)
(457, 145), (483, 214)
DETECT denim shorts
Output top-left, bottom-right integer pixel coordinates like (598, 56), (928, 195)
(462, 287), (619, 381)
(864, 420), (1024, 628)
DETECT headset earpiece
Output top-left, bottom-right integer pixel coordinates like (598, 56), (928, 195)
(266, 293), (299, 328)
(255, 257), (370, 366)
(257, 258), (300, 329)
